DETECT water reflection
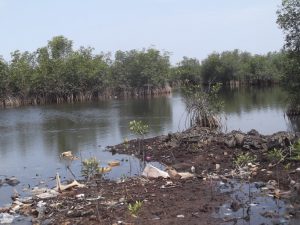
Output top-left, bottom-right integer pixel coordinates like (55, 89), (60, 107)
(219, 86), (300, 133)
(118, 96), (172, 136)
(1, 87), (300, 206)
(221, 86), (288, 115)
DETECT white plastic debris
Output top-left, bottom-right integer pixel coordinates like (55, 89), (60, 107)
(191, 166), (195, 173)
(142, 164), (169, 178)
(76, 194), (85, 199)
(0, 213), (14, 224)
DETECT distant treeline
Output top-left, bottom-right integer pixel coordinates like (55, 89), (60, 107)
(0, 36), (288, 107)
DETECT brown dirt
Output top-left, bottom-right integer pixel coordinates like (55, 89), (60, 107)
(18, 126), (300, 224)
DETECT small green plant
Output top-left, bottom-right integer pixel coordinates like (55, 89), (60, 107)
(129, 120), (149, 136)
(268, 148), (285, 164)
(129, 120), (149, 156)
(290, 140), (300, 161)
(234, 152), (256, 168)
(123, 137), (129, 149)
(81, 157), (100, 180)
(284, 162), (291, 170)
(128, 200), (143, 217)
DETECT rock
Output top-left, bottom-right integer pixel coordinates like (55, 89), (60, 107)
(5, 177), (20, 186)
(230, 200), (240, 212)
(248, 129), (260, 136)
(225, 137), (236, 148)
(296, 168), (300, 173)
(243, 139), (261, 150)
(216, 164), (220, 170)
(176, 214), (185, 218)
(234, 133), (245, 146)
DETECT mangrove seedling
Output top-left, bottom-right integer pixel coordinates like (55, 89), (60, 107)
(234, 152), (256, 168)
(268, 148), (286, 165)
(268, 148), (286, 188)
(81, 157), (100, 180)
(290, 140), (300, 161)
(128, 200), (143, 217)
(129, 120), (149, 156)
(183, 83), (223, 128)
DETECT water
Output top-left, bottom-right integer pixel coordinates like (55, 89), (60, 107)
(0, 86), (299, 206)
(215, 180), (300, 225)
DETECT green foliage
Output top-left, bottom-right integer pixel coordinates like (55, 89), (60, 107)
(0, 35), (291, 105)
(183, 83), (223, 128)
(0, 57), (9, 98)
(81, 157), (100, 179)
(111, 48), (170, 89)
(290, 140), (300, 160)
(128, 200), (143, 217)
(268, 148), (286, 163)
(200, 50), (285, 85)
(172, 57), (201, 84)
(129, 120), (149, 136)
(234, 152), (256, 168)
(277, 0), (300, 111)
(277, 0), (300, 53)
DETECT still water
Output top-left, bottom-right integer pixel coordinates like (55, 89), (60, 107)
(0, 86), (299, 206)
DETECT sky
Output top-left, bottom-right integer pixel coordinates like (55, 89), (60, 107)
(0, 0), (284, 64)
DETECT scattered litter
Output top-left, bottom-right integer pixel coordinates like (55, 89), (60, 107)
(108, 160), (120, 167)
(60, 151), (79, 160)
(191, 166), (195, 173)
(76, 194), (85, 199)
(142, 164), (169, 178)
(98, 167), (112, 173)
(0, 213), (14, 224)
(176, 214), (185, 218)
(54, 173), (85, 192)
(178, 172), (194, 179)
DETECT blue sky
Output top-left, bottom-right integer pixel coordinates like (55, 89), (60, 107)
(0, 0), (283, 64)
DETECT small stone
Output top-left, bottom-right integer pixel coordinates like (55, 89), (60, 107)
(216, 164), (220, 170)
(225, 137), (236, 148)
(224, 152), (228, 156)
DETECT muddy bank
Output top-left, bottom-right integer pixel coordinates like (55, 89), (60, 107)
(110, 126), (300, 189)
(2, 126), (300, 224)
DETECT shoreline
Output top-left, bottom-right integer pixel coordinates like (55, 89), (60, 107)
(1, 126), (300, 224)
